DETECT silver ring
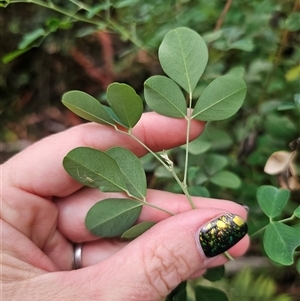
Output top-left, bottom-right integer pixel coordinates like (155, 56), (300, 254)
(73, 243), (83, 269)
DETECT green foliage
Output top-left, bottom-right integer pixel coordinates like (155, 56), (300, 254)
(85, 198), (142, 237)
(59, 28), (248, 300)
(158, 27), (208, 94)
(144, 75), (187, 118)
(195, 286), (228, 301)
(63, 147), (128, 192)
(61, 27), (246, 219)
(203, 266), (225, 282)
(106, 83), (143, 128)
(227, 268), (293, 301)
(62, 91), (115, 126)
(257, 186), (290, 218)
(121, 221), (156, 240)
(192, 75), (246, 121)
(106, 147), (147, 199)
(264, 222), (299, 265)
(256, 185), (300, 266)
(2, 1), (299, 300)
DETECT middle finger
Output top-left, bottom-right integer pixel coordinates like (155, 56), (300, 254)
(55, 188), (248, 242)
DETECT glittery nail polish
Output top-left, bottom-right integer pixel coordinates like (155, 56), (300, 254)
(199, 213), (248, 258)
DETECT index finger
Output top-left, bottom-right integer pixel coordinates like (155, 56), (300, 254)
(3, 112), (204, 197)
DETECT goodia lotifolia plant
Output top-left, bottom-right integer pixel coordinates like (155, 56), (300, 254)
(62, 27), (247, 300)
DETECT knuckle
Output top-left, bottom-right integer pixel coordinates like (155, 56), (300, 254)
(142, 240), (191, 297)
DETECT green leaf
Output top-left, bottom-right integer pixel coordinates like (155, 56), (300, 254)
(144, 75), (187, 118)
(121, 221), (156, 240)
(62, 91), (115, 126)
(229, 38), (254, 52)
(203, 154), (228, 175)
(294, 206), (300, 218)
(204, 124), (233, 150)
(85, 198), (142, 237)
(192, 75), (246, 121)
(166, 281), (187, 301)
(158, 27), (208, 94)
(263, 222), (300, 265)
(114, 0), (140, 8)
(256, 186), (290, 218)
(210, 170), (241, 189)
(277, 102), (296, 111)
(188, 185), (210, 198)
(2, 48), (31, 64)
(106, 83), (143, 128)
(180, 133), (211, 155)
(203, 265), (225, 281)
(195, 286), (228, 301)
(106, 147), (147, 199)
(18, 28), (45, 49)
(285, 12), (300, 31)
(103, 106), (127, 127)
(63, 147), (127, 192)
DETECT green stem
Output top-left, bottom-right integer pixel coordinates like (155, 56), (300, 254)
(8, 0), (147, 52)
(224, 251), (235, 261)
(251, 214), (296, 238)
(117, 128), (197, 209)
(183, 93), (193, 186)
(9, 0), (100, 25)
(144, 202), (175, 216)
(124, 187), (175, 216)
(250, 225), (267, 238)
(125, 130), (170, 169)
(279, 215), (295, 223)
(171, 170), (196, 209)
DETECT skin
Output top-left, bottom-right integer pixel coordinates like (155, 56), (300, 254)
(1, 112), (249, 301)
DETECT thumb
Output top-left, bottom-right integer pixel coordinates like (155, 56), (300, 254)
(71, 208), (249, 300)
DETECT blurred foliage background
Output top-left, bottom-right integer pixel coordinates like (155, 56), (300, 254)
(1, 0), (299, 300)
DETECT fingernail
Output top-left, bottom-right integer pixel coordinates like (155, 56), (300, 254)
(199, 213), (248, 258)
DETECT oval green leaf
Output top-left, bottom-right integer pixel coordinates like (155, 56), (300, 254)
(158, 27), (208, 94)
(256, 185), (290, 218)
(62, 90), (115, 126)
(203, 265), (225, 282)
(106, 147), (147, 199)
(85, 198), (142, 237)
(293, 206), (300, 218)
(144, 75), (187, 118)
(263, 222), (300, 265)
(166, 281), (187, 301)
(63, 147), (127, 192)
(192, 75), (246, 121)
(106, 83), (143, 128)
(121, 221), (156, 240)
(203, 154), (228, 175)
(195, 286), (228, 301)
(210, 170), (241, 189)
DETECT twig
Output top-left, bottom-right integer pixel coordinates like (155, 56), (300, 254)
(214, 0), (233, 31)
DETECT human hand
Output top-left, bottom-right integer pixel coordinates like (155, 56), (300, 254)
(1, 112), (249, 300)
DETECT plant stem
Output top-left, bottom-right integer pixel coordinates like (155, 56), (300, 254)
(9, 0), (100, 25)
(250, 225), (267, 238)
(8, 0), (146, 52)
(214, 0), (233, 31)
(126, 190), (175, 216)
(144, 202), (175, 216)
(125, 130), (170, 169)
(171, 170), (196, 209)
(279, 215), (295, 223)
(117, 128), (197, 209)
(183, 93), (193, 186)
(224, 251), (234, 261)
